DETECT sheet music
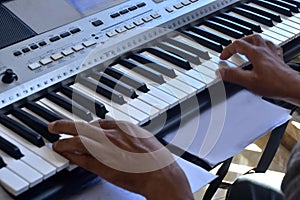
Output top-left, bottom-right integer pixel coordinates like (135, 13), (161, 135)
(163, 89), (291, 167)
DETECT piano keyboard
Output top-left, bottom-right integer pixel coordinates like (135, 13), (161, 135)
(0, 0), (300, 197)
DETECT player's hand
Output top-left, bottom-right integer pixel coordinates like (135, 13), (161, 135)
(218, 34), (300, 101)
(48, 119), (194, 200)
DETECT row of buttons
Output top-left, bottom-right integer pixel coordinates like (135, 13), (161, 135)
(165, 0), (198, 13)
(13, 28), (81, 57)
(106, 13), (161, 38)
(110, 2), (146, 18)
(28, 40), (96, 70)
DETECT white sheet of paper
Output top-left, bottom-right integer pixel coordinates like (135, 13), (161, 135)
(163, 89), (291, 167)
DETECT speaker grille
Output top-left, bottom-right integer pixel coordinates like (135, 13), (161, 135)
(0, 4), (36, 49)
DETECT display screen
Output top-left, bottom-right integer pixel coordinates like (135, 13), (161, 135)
(3, 0), (127, 34)
(67, 0), (126, 15)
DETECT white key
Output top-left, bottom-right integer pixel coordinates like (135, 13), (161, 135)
(269, 26), (294, 39)
(74, 80), (149, 124)
(0, 124), (69, 172)
(185, 70), (214, 85)
(260, 34), (281, 45)
(227, 12), (284, 44)
(38, 99), (81, 121)
(174, 35), (247, 66)
(159, 83), (188, 101)
(263, 29), (287, 42)
(192, 65), (217, 79)
(168, 78), (197, 96)
(148, 85), (178, 107)
(176, 72), (206, 92)
(0, 150), (42, 187)
(276, 23), (299, 35)
(0, 168), (29, 196)
(112, 65), (180, 106)
(72, 84), (139, 124)
(0, 129), (56, 179)
(128, 99), (159, 119)
(138, 94), (169, 113)
(201, 60), (220, 71)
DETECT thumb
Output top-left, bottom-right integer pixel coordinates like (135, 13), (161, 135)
(217, 67), (252, 88)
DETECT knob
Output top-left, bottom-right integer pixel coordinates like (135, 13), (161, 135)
(2, 69), (18, 84)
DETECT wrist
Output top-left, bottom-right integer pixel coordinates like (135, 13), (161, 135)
(284, 72), (300, 105)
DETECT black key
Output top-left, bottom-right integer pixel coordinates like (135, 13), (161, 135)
(285, 0), (300, 8)
(130, 53), (176, 78)
(183, 30), (223, 53)
(60, 86), (108, 119)
(239, 4), (282, 22)
(156, 42), (201, 65)
(190, 26), (232, 46)
(232, 7), (274, 27)
(11, 108), (60, 143)
(90, 72), (138, 99)
(211, 16), (253, 35)
(144, 47), (192, 70)
(0, 156), (6, 168)
(118, 59), (165, 84)
(46, 92), (93, 121)
(254, 0), (293, 17)
(78, 76), (126, 105)
(166, 37), (211, 60)
(0, 136), (23, 159)
(203, 20), (245, 38)
(265, 0), (299, 13)
(0, 114), (45, 147)
(26, 101), (63, 122)
(104, 67), (149, 93)
(219, 13), (262, 33)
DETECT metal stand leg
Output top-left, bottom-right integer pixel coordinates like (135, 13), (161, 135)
(254, 121), (289, 173)
(203, 157), (233, 200)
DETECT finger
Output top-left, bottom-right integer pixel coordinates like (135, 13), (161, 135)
(265, 40), (280, 54)
(61, 152), (119, 179)
(217, 67), (253, 88)
(241, 34), (266, 46)
(48, 120), (88, 136)
(60, 152), (102, 172)
(53, 136), (90, 154)
(220, 39), (257, 62)
(90, 119), (118, 130)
